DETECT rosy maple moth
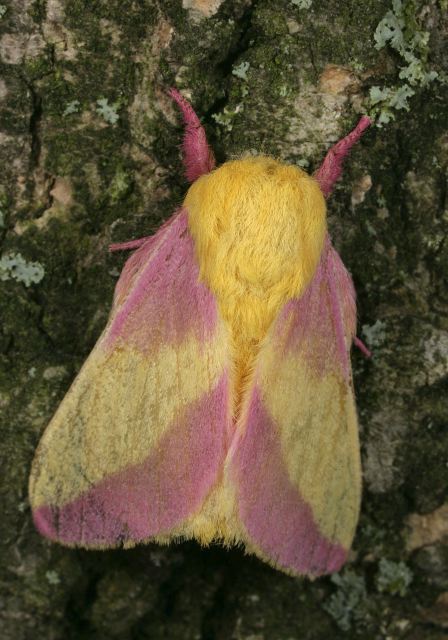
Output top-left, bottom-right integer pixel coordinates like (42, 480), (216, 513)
(29, 89), (371, 578)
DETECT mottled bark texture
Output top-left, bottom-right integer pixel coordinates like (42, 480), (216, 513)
(1, 0), (447, 638)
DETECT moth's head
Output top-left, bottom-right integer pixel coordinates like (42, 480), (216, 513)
(184, 154), (325, 224)
(169, 88), (370, 296)
(184, 156), (327, 296)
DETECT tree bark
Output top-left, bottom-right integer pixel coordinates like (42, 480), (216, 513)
(1, 1), (447, 638)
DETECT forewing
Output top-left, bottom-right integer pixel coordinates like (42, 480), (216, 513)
(230, 240), (361, 576)
(30, 210), (231, 547)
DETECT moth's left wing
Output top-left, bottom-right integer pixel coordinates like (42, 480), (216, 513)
(229, 240), (361, 577)
(29, 210), (232, 548)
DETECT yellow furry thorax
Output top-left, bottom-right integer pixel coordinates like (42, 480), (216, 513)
(185, 156), (327, 415)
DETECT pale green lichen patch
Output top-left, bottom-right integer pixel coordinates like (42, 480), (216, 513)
(45, 570), (61, 586)
(323, 570), (369, 631)
(422, 330), (448, 386)
(212, 104), (244, 132)
(62, 99), (81, 117)
(96, 97), (120, 124)
(369, 0), (440, 124)
(0, 252), (45, 287)
(362, 319), (387, 348)
(376, 559), (413, 596)
(232, 61), (250, 81)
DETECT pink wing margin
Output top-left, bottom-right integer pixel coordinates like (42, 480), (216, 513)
(32, 209), (231, 547)
(229, 241), (358, 576)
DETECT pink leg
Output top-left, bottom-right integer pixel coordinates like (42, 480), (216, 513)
(354, 336), (372, 358)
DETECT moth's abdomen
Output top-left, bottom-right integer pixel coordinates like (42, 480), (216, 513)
(185, 156), (326, 412)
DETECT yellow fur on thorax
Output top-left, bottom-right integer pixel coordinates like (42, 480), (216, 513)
(185, 156), (327, 414)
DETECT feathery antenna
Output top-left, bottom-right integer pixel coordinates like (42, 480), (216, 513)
(168, 88), (216, 183)
(314, 116), (371, 198)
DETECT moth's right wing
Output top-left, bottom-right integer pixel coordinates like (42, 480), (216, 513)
(229, 241), (361, 577)
(29, 209), (232, 548)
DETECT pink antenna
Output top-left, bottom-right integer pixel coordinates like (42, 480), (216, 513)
(314, 116), (371, 198)
(168, 88), (216, 183)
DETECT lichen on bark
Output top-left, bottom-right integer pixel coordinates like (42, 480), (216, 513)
(1, 1), (447, 638)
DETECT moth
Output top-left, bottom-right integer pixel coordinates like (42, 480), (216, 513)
(29, 89), (371, 577)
